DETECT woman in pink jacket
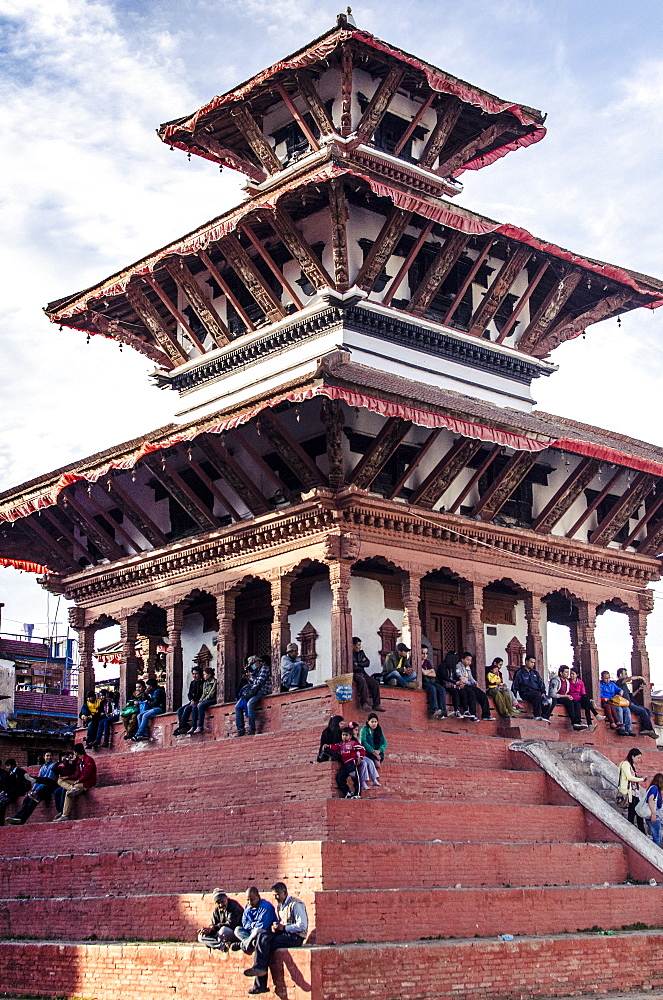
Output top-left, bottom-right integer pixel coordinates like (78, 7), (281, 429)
(569, 668), (601, 729)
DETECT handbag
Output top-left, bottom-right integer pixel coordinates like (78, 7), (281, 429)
(610, 695), (630, 708)
(120, 705), (138, 718)
(636, 793), (653, 819)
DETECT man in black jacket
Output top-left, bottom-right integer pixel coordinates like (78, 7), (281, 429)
(352, 637), (384, 712)
(198, 888), (244, 953)
(512, 657), (552, 721)
(0, 758), (32, 825)
(132, 679), (166, 742)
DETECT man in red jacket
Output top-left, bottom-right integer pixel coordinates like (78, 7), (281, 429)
(54, 743), (97, 821)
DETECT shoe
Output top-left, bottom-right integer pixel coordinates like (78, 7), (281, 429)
(173, 728), (187, 736)
(360, 703), (372, 712)
(299, 682), (314, 689)
(463, 711), (472, 718)
(248, 988), (270, 995)
(432, 710), (443, 719)
(373, 705), (385, 712)
(6, 817), (23, 825)
(229, 942), (242, 951)
(388, 679), (398, 687)
(533, 716), (543, 721)
(244, 967), (268, 977)
(345, 791), (355, 798)
(101, 743), (110, 748)
(54, 815), (70, 822)
(236, 731), (246, 738)
(572, 724), (584, 731)
(579, 723), (589, 730)
(468, 716), (479, 722)
(482, 716), (494, 722)
(373, 780), (381, 787)
(645, 730), (658, 739)
(360, 783), (369, 791)
(248, 729), (256, 736)
(455, 710), (463, 718)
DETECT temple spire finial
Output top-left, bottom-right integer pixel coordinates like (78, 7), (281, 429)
(337, 7), (357, 27)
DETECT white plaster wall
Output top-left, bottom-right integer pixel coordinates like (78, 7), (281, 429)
(483, 599), (550, 681)
(180, 612), (217, 704)
(288, 580), (332, 686)
(348, 576), (404, 675)
(0, 659), (14, 723)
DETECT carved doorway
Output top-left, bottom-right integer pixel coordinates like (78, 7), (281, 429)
(428, 612), (463, 667)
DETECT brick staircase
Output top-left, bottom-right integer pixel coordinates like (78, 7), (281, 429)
(1, 686), (662, 1000)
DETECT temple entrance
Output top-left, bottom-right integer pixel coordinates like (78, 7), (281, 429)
(233, 579), (273, 687)
(421, 569), (468, 667)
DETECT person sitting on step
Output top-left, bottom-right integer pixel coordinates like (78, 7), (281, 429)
(421, 645), (448, 718)
(198, 888), (244, 954)
(317, 715), (344, 762)
(511, 656), (553, 722)
(382, 643), (416, 687)
(243, 881), (308, 995)
(485, 658), (517, 718)
(616, 668), (657, 738)
(52, 752), (78, 816)
(132, 678), (166, 742)
(174, 666), (203, 735)
(121, 680), (146, 740)
(437, 650), (465, 717)
(96, 690), (119, 748)
(352, 637), (384, 712)
(188, 665), (217, 735)
(7, 750), (59, 825)
(599, 670), (634, 735)
(280, 643), (312, 691)
(54, 743), (97, 822)
(323, 726), (366, 798)
(569, 669), (600, 728)
(347, 720), (381, 790)
(236, 656), (272, 737)
(233, 886), (277, 958)
(79, 690), (103, 748)
(0, 758), (33, 826)
(549, 665), (587, 730)
(456, 652), (493, 721)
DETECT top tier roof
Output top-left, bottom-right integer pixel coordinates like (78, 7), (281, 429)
(158, 12), (546, 184)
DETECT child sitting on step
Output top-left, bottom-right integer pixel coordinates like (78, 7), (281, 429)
(323, 726), (366, 798)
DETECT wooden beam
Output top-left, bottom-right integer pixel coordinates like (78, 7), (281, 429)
(356, 65), (404, 143)
(173, 444), (243, 522)
(517, 270), (583, 353)
(240, 223), (304, 309)
(410, 437), (482, 509)
(83, 490), (143, 554)
(532, 290), (633, 358)
(622, 489), (663, 550)
(418, 98), (463, 169)
(473, 451), (539, 521)
(466, 247), (532, 339)
(164, 257), (232, 349)
(126, 280), (189, 365)
(394, 92), (436, 157)
(190, 132), (267, 183)
(340, 43), (353, 136)
(356, 207), (412, 293)
(218, 235), (286, 323)
(565, 468), (623, 539)
(350, 417), (413, 490)
(41, 507), (87, 557)
(268, 208), (333, 290)
(382, 220), (434, 306)
(232, 431), (296, 501)
(230, 104), (281, 175)
(388, 428), (444, 500)
(193, 435), (270, 517)
(635, 511), (663, 556)
(255, 410), (327, 490)
(82, 309), (173, 369)
(294, 70), (335, 136)
(589, 473), (654, 546)
(143, 274), (207, 355)
(65, 494), (127, 561)
(105, 480), (169, 548)
(275, 82), (320, 151)
(437, 122), (506, 176)
(531, 458), (600, 534)
(26, 513), (80, 573)
(142, 453), (219, 532)
(197, 250), (256, 332)
(495, 260), (549, 345)
(328, 177), (349, 290)
(407, 230), (470, 316)
(442, 239), (493, 326)
(321, 396), (345, 490)
(446, 444), (502, 515)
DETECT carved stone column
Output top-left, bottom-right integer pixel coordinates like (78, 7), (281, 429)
(569, 621), (580, 672)
(144, 635), (161, 680)
(524, 592), (545, 673)
(464, 581), (486, 688)
(165, 603), (186, 712)
(215, 589), (237, 704)
(401, 572), (423, 684)
(119, 612), (140, 708)
(69, 607), (98, 699)
(628, 592), (654, 708)
(328, 559), (353, 677)
(270, 573), (293, 692)
(575, 600), (600, 701)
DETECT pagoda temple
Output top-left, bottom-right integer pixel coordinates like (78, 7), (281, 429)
(2, 13), (663, 709)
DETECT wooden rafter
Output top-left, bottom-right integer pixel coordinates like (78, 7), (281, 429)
(233, 431), (296, 501)
(83, 490), (142, 554)
(388, 428), (444, 500)
(340, 43), (353, 136)
(275, 82), (320, 151)
(472, 451), (538, 521)
(466, 247), (532, 339)
(190, 132), (267, 183)
(26, 513), (80, 573)
(82, 309), (173, 368)
(240, 223), (304, 309)
(356, 207), (412, 293)
(197, 250), (256, 332)
(495, 260), (549, 345)
(350, 418), (413, 490)
(126, 280), (189, 365)
(382, 220), (434, 307)
(394, 92), (436, 157)
(143, 274), (207, 355)
(328, 177), (349, 290)
(173, 444), (242, 522)
(294, 70), (335, 136)
(442, 239), (494, 326)
(268, 208), (332, 290)
(589, 473), (654, 546)
(255, 410), (327, 490)
(446, 444), (502, 515)
(410, 437), (482, 509)
(40, 507), (86, 559)
(194, 435), (270, 517)
(218, 235), (286, 323)
(437, 121), (506, 176)
(164, 257), (231, 349)
(321, 396), (345, 490)
(517, 270), (582, 353)
(418, 98), (463, 169)
(407, 230), (470, 316)
(64, 494), (127, 561)
(142, 453), (219, 532)
(622, 489), (663, 550)
(565, 468), (623, 539)
(230, 104), (281, 174)
(356, 65), (404, 143)
(531, 458), (600, 534)
(105, 480), (168, 548)
(635, 511), (663, 556)
(533, 290), (633, 358)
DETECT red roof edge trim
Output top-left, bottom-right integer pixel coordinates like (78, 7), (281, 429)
(552, 438), (663, 479)
(453, 126), (546, 177)
(0, 557), (51, 575)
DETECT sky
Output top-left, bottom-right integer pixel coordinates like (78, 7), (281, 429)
(1, 0), (663, 680)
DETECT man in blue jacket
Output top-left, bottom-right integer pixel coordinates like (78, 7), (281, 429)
(233, 887), (277, 961)
(511, 656), (553, 721)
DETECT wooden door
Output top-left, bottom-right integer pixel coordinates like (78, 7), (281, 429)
(427, 612), (463, 667)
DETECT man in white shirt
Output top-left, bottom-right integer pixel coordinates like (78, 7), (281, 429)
(243, 881), (308, 994)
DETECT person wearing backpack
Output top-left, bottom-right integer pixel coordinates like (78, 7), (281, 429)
(638, 773), (663, 846)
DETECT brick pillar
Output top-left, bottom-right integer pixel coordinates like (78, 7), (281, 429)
(165, 603), (185, 711)
(328, 559), (353, 676)
(119, 612), (140, 709)
(401, 572), (423, 685)
(270, 574), (293, 693)
(628, 595), (653, 709)
(576, 600), (600, 702)
(524, 592), (545, 673)
(215, 589), (237, 704)
(77, 625), (98, 700)
(464, 581), (486, 688)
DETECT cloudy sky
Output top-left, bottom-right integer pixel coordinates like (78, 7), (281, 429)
(1, 0), (663, 679)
